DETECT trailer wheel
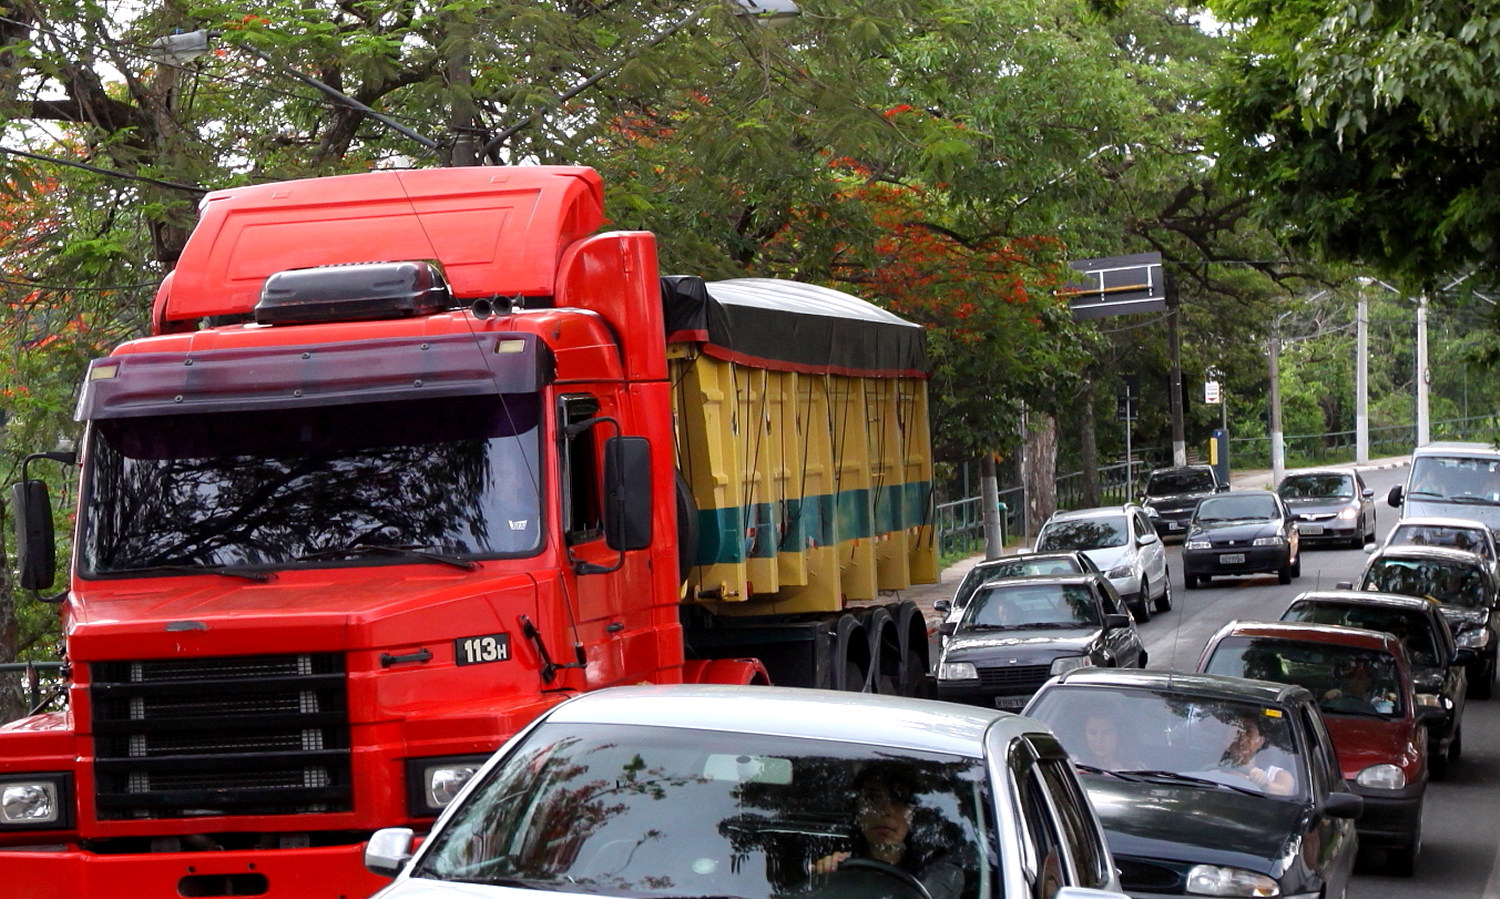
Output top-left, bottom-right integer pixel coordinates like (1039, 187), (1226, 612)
(675, 470), (700, 584)
(893, 601), (931, 697)
(834, 614), (870, 692)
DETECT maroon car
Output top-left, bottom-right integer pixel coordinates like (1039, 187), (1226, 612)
(1197, 620), (1444, 876)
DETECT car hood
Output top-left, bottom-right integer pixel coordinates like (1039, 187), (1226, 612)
(1084, 777), (1303, 872)
(943, 629), (1097, 663)
(1283, 497), (1356, 515)
(1145, 491), (1211, 510)
(1188, 519), (1279, 541)
(1405, 498), (1500, 534)
(1080, 544), (1132, 570)
(1321, 714), (1421, 778)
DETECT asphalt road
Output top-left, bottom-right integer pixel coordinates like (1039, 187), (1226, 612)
(1137, 464), (1500, 898)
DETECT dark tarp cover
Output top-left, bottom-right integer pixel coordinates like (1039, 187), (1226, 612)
(661, 276), (929, 378)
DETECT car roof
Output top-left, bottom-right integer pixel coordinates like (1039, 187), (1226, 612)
(1413, 442), (1500, 458)
(1369, 544), (1487, 564)
(1281, 468), (1354, 478)
(1289, 589), (1441, 614)
(975, 574), (1101, 590)
(1213, 619), (1403, 654)
(542, 684), (1044, 756)
(1148, 464), (1212, 474)
(1048, 667), (1309, 705)
(1202, 490), (1277, 500)
(1046, 505), (1137, 522)
(974, 551), (1087, 569)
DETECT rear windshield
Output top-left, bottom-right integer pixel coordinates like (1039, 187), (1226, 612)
(953, 557), (1085, 608)
(1386, 523), (1491, 560)
(1282, 603), (1440, 668)
(1361, 558), (1489, 608)
(1146, 469), (1216, 496)
(1203, 636), (1405, 719)
(1037, 518), (1127, 551)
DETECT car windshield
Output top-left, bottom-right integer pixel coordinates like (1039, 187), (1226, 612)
(1386, 524), (1491, 560)
(1282, 603), (1441, 668)
(1026, 687), (1307, 799)
(1361, 558), (1490, 608)
(963, 583), (1101, 630)
(79, 393), (544, 574)
(1037, 517), (1127, 551)
(1146, 469), (1216, 495)
(953, 558), (1084, 608)
(1407, 455), (1500, 504)
(1195, 495), (1278, 523)
(1203, 637), (1406, 719)
(1278, 475), (1353, 500)
(412, 722), (997, 899)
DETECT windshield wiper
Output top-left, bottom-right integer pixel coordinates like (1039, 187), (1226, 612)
(1074, 764), (1143, 782)
(1439, 495), (1500, 506)
(108, 564), (275, 583)
(1116, 769), (1264, 797)
(296, 543), (478, 571)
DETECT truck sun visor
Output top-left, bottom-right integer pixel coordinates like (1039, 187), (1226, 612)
(76, 333), (544, 421)
(254, 260), (452, 325)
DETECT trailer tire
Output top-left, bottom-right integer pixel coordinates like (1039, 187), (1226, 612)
(675, 470), (700, 584)
(893, 601), (931, 697)
(834, 614), (870, 692)
(862, 607), (901, 695)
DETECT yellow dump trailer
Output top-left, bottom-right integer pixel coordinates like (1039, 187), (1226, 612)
(662, 277), (938, 692)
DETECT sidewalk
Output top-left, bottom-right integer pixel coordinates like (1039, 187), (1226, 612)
(887, 455), (1411, 633)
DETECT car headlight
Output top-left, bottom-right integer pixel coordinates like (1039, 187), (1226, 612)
(1415, 692), (1446, 708)
(937, 661), (978, 681)
(405, 754), (492, 816)
(1456, 628), (1491, 649)
(1050, 656), (1095, 676)
(1252, 536), (1286, 546)
(1355, 763), (1407, 790)
(0, 774), (69, 828)
(1337, 506), (1358, 520)
(1186, 864), (1281, 897)
(1107, 562), (1135, 579)
(1185, 539), (1211, 550)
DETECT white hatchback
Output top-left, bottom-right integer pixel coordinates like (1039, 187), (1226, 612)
(1034, 504), (1171, 623)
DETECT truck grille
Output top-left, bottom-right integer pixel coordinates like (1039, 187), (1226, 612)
(977, 664), (1051, 691)
(90, 653), (352, 820)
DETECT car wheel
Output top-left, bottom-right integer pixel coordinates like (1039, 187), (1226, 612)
(1472, 655), (1495, 700)
(1184, 572), (1199, 590)
(1431, 727), (1456, 780)
(1385, 811), (1421, 877)
(1131, 593), (1152, 624)
(1278, 560), (1293, 585)
(1452, 722), (1464, 759)
(1291, 552), (1302, 577)
(1154, 573), (1173, 613)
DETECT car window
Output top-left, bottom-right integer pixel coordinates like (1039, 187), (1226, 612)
(1133, 511), (1152, 536)
(1202, 636), (1405, 719)
(1362, 558), (1490, 607)
(1016, 762), (1068, 899)
(1037, 517), (1127, 551)
(1029, 687), (1306, 799)
(1029, 742), (1112, 890)
(1278, 474), (1354, 499)
(1095, 582), (1121, 615)
(414, 723), (996, 899)
(1145, 469), (1216, 495)
(1282, 603), (1440, 667)
(956, 559), (1085, 607)
(964, 583), (1101, 630)
(1195, 494), (1279, 523)
(1296, 703), (1336, 796)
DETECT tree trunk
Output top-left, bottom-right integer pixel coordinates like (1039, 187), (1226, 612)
(1080, 381), (1100, 507)
(1025, 414), (1058, 539)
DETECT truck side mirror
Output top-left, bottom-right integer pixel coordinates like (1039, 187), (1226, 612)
(12, 479), (56, 591)
(1387, 485), (1404, 508)
(604, 436), (652, 552)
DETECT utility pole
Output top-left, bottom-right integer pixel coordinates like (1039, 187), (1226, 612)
(1168, 303), (1186, 466)
(1356, 290), (1369, 463)
(1416, 292), (1430, 446)
(1269, 324), (1285, 487)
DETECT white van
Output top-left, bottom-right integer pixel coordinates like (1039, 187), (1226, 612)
(1389, 441), (1500, 535)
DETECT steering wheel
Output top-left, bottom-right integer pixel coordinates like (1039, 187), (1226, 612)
(835, 859), (934, 899)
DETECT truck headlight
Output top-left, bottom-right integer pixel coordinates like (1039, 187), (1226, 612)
(1050, 656), (1094, 675)
(405, 754), (491, 816)
(1252, 536), (1286, 546)
(937, 661), (978, 681)
(1355, 763), (1406, 790)
(0, 774), (70, 828)
(1185, 863), (1281, 896)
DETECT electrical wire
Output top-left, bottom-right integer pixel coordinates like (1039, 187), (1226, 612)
(0, 145), (206, 192)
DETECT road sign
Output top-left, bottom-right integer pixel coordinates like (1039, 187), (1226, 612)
(1117, 395), (1137, 421)
(1204, 380), (1221, 404)
(1060, 252), (1167, 320)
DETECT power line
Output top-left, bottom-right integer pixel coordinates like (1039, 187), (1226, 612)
(0, 145), (206, 192)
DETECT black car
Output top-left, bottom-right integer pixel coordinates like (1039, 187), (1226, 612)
(1140, 464), (1226, 538)
(1355, 544), (1500, 698)
(1025, 669), (1361, 899)
(933, 574), (1145, 710)
(1277, 468), (1378, 548)
(1281, 589), (1468, 777)
(945, 550), (1102, 613)
(1182, 490), (1301, 588)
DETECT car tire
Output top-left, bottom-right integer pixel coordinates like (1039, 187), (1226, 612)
(1472, 655), (1495, 700)
(1431, 727), (1456, 780)
(1154, 573), (1173, 613)
(1131, 591), (1152, 624)
(1278, 561), (1293, 585)
(1386, 827), (1420, 878)
(1184, 572), (1199, 590)
(1290, 552), (1302, 578)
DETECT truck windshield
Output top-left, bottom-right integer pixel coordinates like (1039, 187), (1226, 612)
(80, 393), (543, 575)
(1408, 455), (1500, 504)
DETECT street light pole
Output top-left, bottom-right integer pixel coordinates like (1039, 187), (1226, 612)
(1356, 290), (1369, 463)
(1269, 324), (1285, 487)
(1416, 292), (1430, 446)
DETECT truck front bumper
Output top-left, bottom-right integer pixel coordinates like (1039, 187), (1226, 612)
(0, 841), (390, 899)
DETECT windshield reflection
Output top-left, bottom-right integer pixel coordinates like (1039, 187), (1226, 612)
(80, 393), (543, 574)
(963, 583), (1100, 630)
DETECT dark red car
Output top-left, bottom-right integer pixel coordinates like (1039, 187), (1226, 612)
(1197, 620), (1444, 876)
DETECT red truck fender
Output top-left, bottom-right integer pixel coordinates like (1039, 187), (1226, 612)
(681, 658), (772, 686)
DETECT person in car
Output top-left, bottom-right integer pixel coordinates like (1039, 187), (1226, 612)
(1322, 656), (1398, 715)
(1219, 715), (1296, 796)
(1079, 713), (1137, 772)
(811, 762), (964, 899)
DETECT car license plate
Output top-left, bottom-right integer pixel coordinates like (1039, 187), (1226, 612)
(1300, 524), (1324, 535)
(1168, 522), (1184, 531)
(1219, 553), (1245, 565)
(994, 696), (1028, 709)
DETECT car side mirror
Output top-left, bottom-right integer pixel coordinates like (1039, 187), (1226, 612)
(1137, 532), (1159, 546)
(1415, 704), (1448, 725)
(1335, 581), (1353, 590)
(934, 599), (952, 615)
(1322, 791), (1363, 820)
(938, 621), (957, 637)
(1387, 485), (1404, 508)
(1104, 613), (1131, 630)
(365, 827), (416, 878)
(1363, 543), (1376, 554)
(1362, 488), (1374, 499)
